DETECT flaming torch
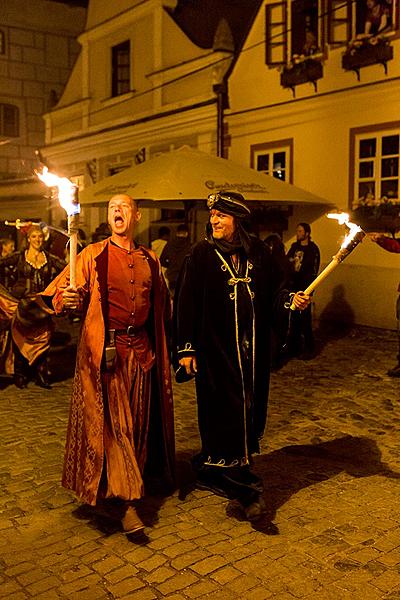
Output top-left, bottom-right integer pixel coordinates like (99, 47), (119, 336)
(36, 167), (80, 287)
(290, 212), (365, 309)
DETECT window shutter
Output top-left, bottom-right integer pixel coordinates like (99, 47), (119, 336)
(328, 0), (351, 46)
(266, 2), (288, 66)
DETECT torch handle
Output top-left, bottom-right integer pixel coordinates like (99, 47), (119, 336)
(69, 232), (77, 288)
(68, 215), (79, 288)
(290, 258), (340, 310)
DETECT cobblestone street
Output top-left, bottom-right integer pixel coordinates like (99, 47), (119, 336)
(0, 325), (399, 599)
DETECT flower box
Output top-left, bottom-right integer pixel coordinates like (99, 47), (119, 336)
(351, 204), (400, 233)
(342, 39), (393, 74)
(280, 59), (323, 89)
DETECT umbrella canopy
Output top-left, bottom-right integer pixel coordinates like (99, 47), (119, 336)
(79, 146), (333, 208)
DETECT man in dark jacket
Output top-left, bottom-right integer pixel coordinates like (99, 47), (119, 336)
(287, 222), (320, 359)
(160, 224), (191, 295)
(174, 191), (310, 521)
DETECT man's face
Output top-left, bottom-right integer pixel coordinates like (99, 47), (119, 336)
(210, 209), (236, 242)
(28, 230), (44, 251)
(108, 195), (140, 237)
(296, 225), (309, 242)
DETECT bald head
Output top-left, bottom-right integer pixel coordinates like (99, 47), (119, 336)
(108, 194), (138, 210)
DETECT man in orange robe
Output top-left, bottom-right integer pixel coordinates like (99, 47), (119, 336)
(41, 195), (175, 534)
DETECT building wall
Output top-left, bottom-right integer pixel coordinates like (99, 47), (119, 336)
(226, 0), (400, 330)
(0, 0), (86, 181)
(42, 1), (227, 242)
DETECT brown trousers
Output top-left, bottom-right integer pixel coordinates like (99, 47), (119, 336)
(100, 348), (151, 501)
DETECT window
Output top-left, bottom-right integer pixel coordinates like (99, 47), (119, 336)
(328, 0), (398, 47)
(350, 125), (400, 207)
(111, 40), (131, 97)
(0, 30), (5, 55)
(266, 0), (323, 65)
(328, 0), (351, 46)
(0, 104), (19, 137)
(266, 0), (399, 64)
(250, 139), (293, 183)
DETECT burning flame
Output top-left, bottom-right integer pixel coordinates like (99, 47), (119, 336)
(327, 212), (363, 249)
(36, 167), (80, 216)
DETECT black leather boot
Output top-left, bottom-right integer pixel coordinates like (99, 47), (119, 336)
(35, 360), (51, 389)
(14, 374), (28, 389)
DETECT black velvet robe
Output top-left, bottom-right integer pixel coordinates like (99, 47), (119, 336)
(174, 238), (288, 468)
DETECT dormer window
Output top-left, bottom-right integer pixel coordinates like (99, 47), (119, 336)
(111, 40), (131, 97)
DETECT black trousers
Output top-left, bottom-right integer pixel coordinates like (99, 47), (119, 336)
(289, 304), (314, 354)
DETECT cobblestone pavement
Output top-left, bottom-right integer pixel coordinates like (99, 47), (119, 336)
(0, 324), (399, 599)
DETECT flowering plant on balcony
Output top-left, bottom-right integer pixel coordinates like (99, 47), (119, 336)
(351, 194), (400, 232)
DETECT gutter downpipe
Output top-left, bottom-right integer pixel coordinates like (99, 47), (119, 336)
(213, 79), (229, 158)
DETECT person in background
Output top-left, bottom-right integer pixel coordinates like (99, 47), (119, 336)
(0, 224), (65, 388)
(264, 233), (294, 369)
(264, 233), (293, 287)
(174, 191), (310, 521)
(151, 226), (170, 258)
(0, 238), (15, 258)
(364, 0), (389, 37)
(368, 232), (400, 377)
(40, 194), (175, 535)
(91, 222), (111, 243)
(152, 226), (171, 285)
(160, 224), (191, 296)
(287, 222), (320, 360)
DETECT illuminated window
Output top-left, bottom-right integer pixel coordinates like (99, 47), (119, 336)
(0, 104), (19, 137)
(351, 125), (400, 206)
(111, 40), (131, 97)
(250, 139), (293, 183)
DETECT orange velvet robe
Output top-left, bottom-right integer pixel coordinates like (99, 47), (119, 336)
(42, 239), (175, 506)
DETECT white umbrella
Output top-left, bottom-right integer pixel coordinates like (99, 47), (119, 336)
(79, 146), (333, 208)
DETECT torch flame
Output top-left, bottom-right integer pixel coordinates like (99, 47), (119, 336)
(36, 166), (79, 216)
(327, 212), (363, 249)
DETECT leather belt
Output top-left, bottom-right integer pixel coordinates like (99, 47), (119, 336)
(110, 326), (142, 337)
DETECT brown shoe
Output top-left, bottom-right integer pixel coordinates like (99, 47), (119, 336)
(122, 506), (145, 534)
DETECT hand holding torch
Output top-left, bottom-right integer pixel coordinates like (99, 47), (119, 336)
(290, 213), (365, 310)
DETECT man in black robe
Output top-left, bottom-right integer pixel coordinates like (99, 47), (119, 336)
(174, 191), (310, 520)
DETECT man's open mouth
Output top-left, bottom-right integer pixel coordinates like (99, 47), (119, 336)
(114, 216), (124, 224)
